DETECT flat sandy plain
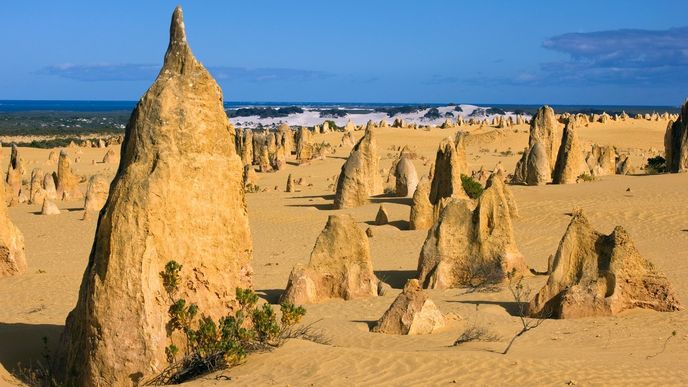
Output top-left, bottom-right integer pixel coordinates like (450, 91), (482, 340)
(1, 119), (687, 386)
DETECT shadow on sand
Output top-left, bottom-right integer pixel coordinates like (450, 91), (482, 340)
(0, 322), (63, 372)
(374, 270), (417, 289)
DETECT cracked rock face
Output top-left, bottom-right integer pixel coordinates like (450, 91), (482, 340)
(54, 7), (253, 386)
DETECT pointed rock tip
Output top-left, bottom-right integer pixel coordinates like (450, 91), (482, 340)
(170, 6), (187, 45)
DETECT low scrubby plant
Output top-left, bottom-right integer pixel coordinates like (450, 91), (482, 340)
(149, 261), (306, 385)
(461, 174), (484, 199)
(577, 173), (595, 182)
(646, 155), (667, 174)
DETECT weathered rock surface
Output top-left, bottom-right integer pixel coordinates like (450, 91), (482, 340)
(282, 214), (379, 304)
(552, 119), (587, 184)
(29, 168), (46, 205)
(529, 210), (682, 318)
(394, 155), (418, 197)
(41, 199), (61, 215)
(371, 279), (445, 335)
(0, 181), (26, 278)
(586, 144), (616, 177)
(409, 176), (433, 230)
(429, 134), (468, 206)
(417, 173), (528, 289)
(54, 8), (253, 385)
(5, 144), (24, 204)
(56, 150), (83, 200)
(333, 126), (383, 209)
(375, 204), (389, 225)
(664, 100), (688, 172)
(529, 105), (558, 166)
(82, 174), (109, 219)
(102, 148), (119, 164)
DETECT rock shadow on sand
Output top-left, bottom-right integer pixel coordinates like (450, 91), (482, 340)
(0, 323), (63, 372)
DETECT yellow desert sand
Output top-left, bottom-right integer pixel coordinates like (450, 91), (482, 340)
(1, 5), (688, 387)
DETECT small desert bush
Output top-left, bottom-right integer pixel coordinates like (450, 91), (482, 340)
(645, 155), (667, 174)
(150, 261), (306, 385)
(461, 174), (484, 199)
(453, 325), (502, 346)
(577, 173), (595, 182)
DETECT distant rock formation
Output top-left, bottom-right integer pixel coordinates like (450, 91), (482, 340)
(664, 100), (688, 172)
(0, 180), (26, 278)
(56, 150), (83, 200)
(529, 210), (682, 318)
(29, 168), (47, 205)
(41, 199), (60, 215)
(371, 279), (445, 335)
(333, 126), (383, 209)
(585, 144), (616, 177)
(43, 173), (57, 200)
(241, 128), (254, 165)
(409, 176), (433, 230)
(552, 119), (587, 184)
(394, 154), (418, 197)
(417, 173), (527, 288)
(282, 214), (380, 304)
(102, 148), (119, 164)
(374, 204), (389, 225)
(513, 142), (551, 185)
(429, 134), (468, 206)
(5, 144), (24, 205)
(82, 174), (109, 220)
(285, 173), (294, 193)
(54, 8), (253, 385)
(296, 126), (314, 163)
(512, 106), (558, 185)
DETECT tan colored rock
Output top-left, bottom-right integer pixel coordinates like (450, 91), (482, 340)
(616, 155), (632, 175)
(56, 150), (83, 200)
(529, 210), (682, 318)
(54, 8), (253, 386)
(102, 148), (119, 164)
(257, 143), (271, 172)
(340, 131), (356, 147)
(552, 119), (587, 184)
(5, 144), (24, 204)
(296, 126), (313, 163)
(282, 214), (379, 304)
(333, 126), (383, 209)
(429, 135), (468, 207)
(47, 150), (59, 165)
(528, 105), (557, 166)
(586, 144), (616, 177)
(0, 180), (26, 278)
(82, 174), (109, 219)
(374, 204), (389, 225)
(241, 128), (254, 165)
(409, 176), (433, 230)
(277, 123), (294, 158)
(513, 142), (551, 185)
(43, 173), (57, 200)
(417, 173), (528, 289)
(664, 100), (688, 172)
(371, 279), (445, 335)
(394, 155), (418, 197)
(344, 120), (356, 132)
(285, 173), (294, 192)
(41, 199), (61, 215)
(29, 168), (46, 205)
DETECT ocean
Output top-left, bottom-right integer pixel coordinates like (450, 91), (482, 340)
(0, 100), (680, 135)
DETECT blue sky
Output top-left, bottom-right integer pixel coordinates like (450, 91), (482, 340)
(2, 0), (688, 105)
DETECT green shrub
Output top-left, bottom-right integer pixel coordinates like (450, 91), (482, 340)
(646, 155), (667, 174)
(577, 173), (595, 182)
(150, 261), (306, 385)
(461, 174), (484, 199)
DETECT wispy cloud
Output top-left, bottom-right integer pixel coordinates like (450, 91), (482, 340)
(537, 27), (688, 85)
(39, 63), (334, 83)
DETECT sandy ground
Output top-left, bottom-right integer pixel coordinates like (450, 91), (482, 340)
(0, 119), (687, 386)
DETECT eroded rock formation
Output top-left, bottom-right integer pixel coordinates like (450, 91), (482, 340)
(333, 126), (383, 209)
(371, 279), (445, 335)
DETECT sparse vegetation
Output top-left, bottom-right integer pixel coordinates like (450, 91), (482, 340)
(454, 325), (502, 345)
(645, 155), (667, 174)
(149, 261), (307, 385)
(577, 173), (595, 182)
(501, 270), (548, 355)
(461, 174), (484, 199)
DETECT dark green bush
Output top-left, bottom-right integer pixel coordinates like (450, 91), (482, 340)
(461, 174), (484, 199)
(646, 155), (667, 174)
(150, 261), (306, 385)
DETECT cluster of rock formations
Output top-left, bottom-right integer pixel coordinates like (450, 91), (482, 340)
(0, 178), (26, 278)
(529, 210), (682, 318)
(371, 279), (445, 335)
(417, 172), (527, 288)
(54, 8), (254, 385)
